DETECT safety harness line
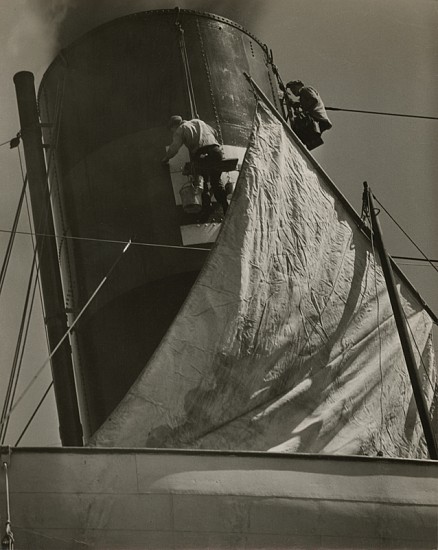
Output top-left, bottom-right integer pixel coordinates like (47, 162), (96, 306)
(175, 11), (199, 119)
(196, 18), (223, 145)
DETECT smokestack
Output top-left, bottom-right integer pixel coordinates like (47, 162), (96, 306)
(13, 71), (83, 446)
(37, 8), (279, 439)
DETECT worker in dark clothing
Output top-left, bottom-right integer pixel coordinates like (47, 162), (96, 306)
(285, 80), (332, 134)
(162, 115), (228, 214)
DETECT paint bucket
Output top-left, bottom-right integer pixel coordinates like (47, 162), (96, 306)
(180, 181), (203, 214)
(225, 180), (235, 200)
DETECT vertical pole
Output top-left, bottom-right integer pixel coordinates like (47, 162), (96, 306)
(365, 183), (437, 459)
(13, 71), (83, 446)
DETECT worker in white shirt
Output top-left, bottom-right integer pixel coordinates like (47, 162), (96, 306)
(162, 116), (228, 214)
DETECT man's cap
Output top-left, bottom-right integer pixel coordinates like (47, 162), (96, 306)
(168, 115), (183, 129)
(286, 80), (304, 88)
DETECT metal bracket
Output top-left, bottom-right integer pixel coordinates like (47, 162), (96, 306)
(0, 447), (11, 468)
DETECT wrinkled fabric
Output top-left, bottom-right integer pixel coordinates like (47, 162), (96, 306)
(91, 102), (436, 457)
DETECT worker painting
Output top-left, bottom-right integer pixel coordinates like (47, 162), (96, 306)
(162, 116), (228, 214)
(285, 80), (333, 135)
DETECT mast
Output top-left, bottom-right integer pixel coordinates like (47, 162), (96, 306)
(365, 183), (437, 460)
(13, 71), (83, 446)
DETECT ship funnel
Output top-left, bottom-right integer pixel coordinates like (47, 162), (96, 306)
(37, 9), (280, 439)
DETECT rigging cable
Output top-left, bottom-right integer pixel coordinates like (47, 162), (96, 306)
(362, 190), (385, 455)
(2, 461), (14, 550)
(267, 64), (438, 122)
(395, 262), (438, 268)
(175, 11), (199, 119)
(0, 240), (132, 436)
(393, 255), (438, 264)
(372, 194), (438, 278)
(0, 263), (40, 444)
(326, 106), (438, 121)
(267, 55), (294, 123)
(0, 174), (27, 297)
(360, 190), (438, 325)
(0, 228), (210, 252)
(0, 149), (41, 444)
(14, 382), (53, 446)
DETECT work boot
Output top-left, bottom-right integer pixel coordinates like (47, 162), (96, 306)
(213, 187), (228, 215)
(197, 190), (211, 222)
(202, 190), (211, 209)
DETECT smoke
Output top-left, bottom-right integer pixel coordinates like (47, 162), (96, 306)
(29, 0), (269, 50)
(5, 1), (70, 73)
(1, 0), (270, 98)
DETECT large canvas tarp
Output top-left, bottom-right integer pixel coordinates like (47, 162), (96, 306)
(92, 102), (436, 457)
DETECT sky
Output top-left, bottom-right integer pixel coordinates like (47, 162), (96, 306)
(0, 0), (437, 446)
